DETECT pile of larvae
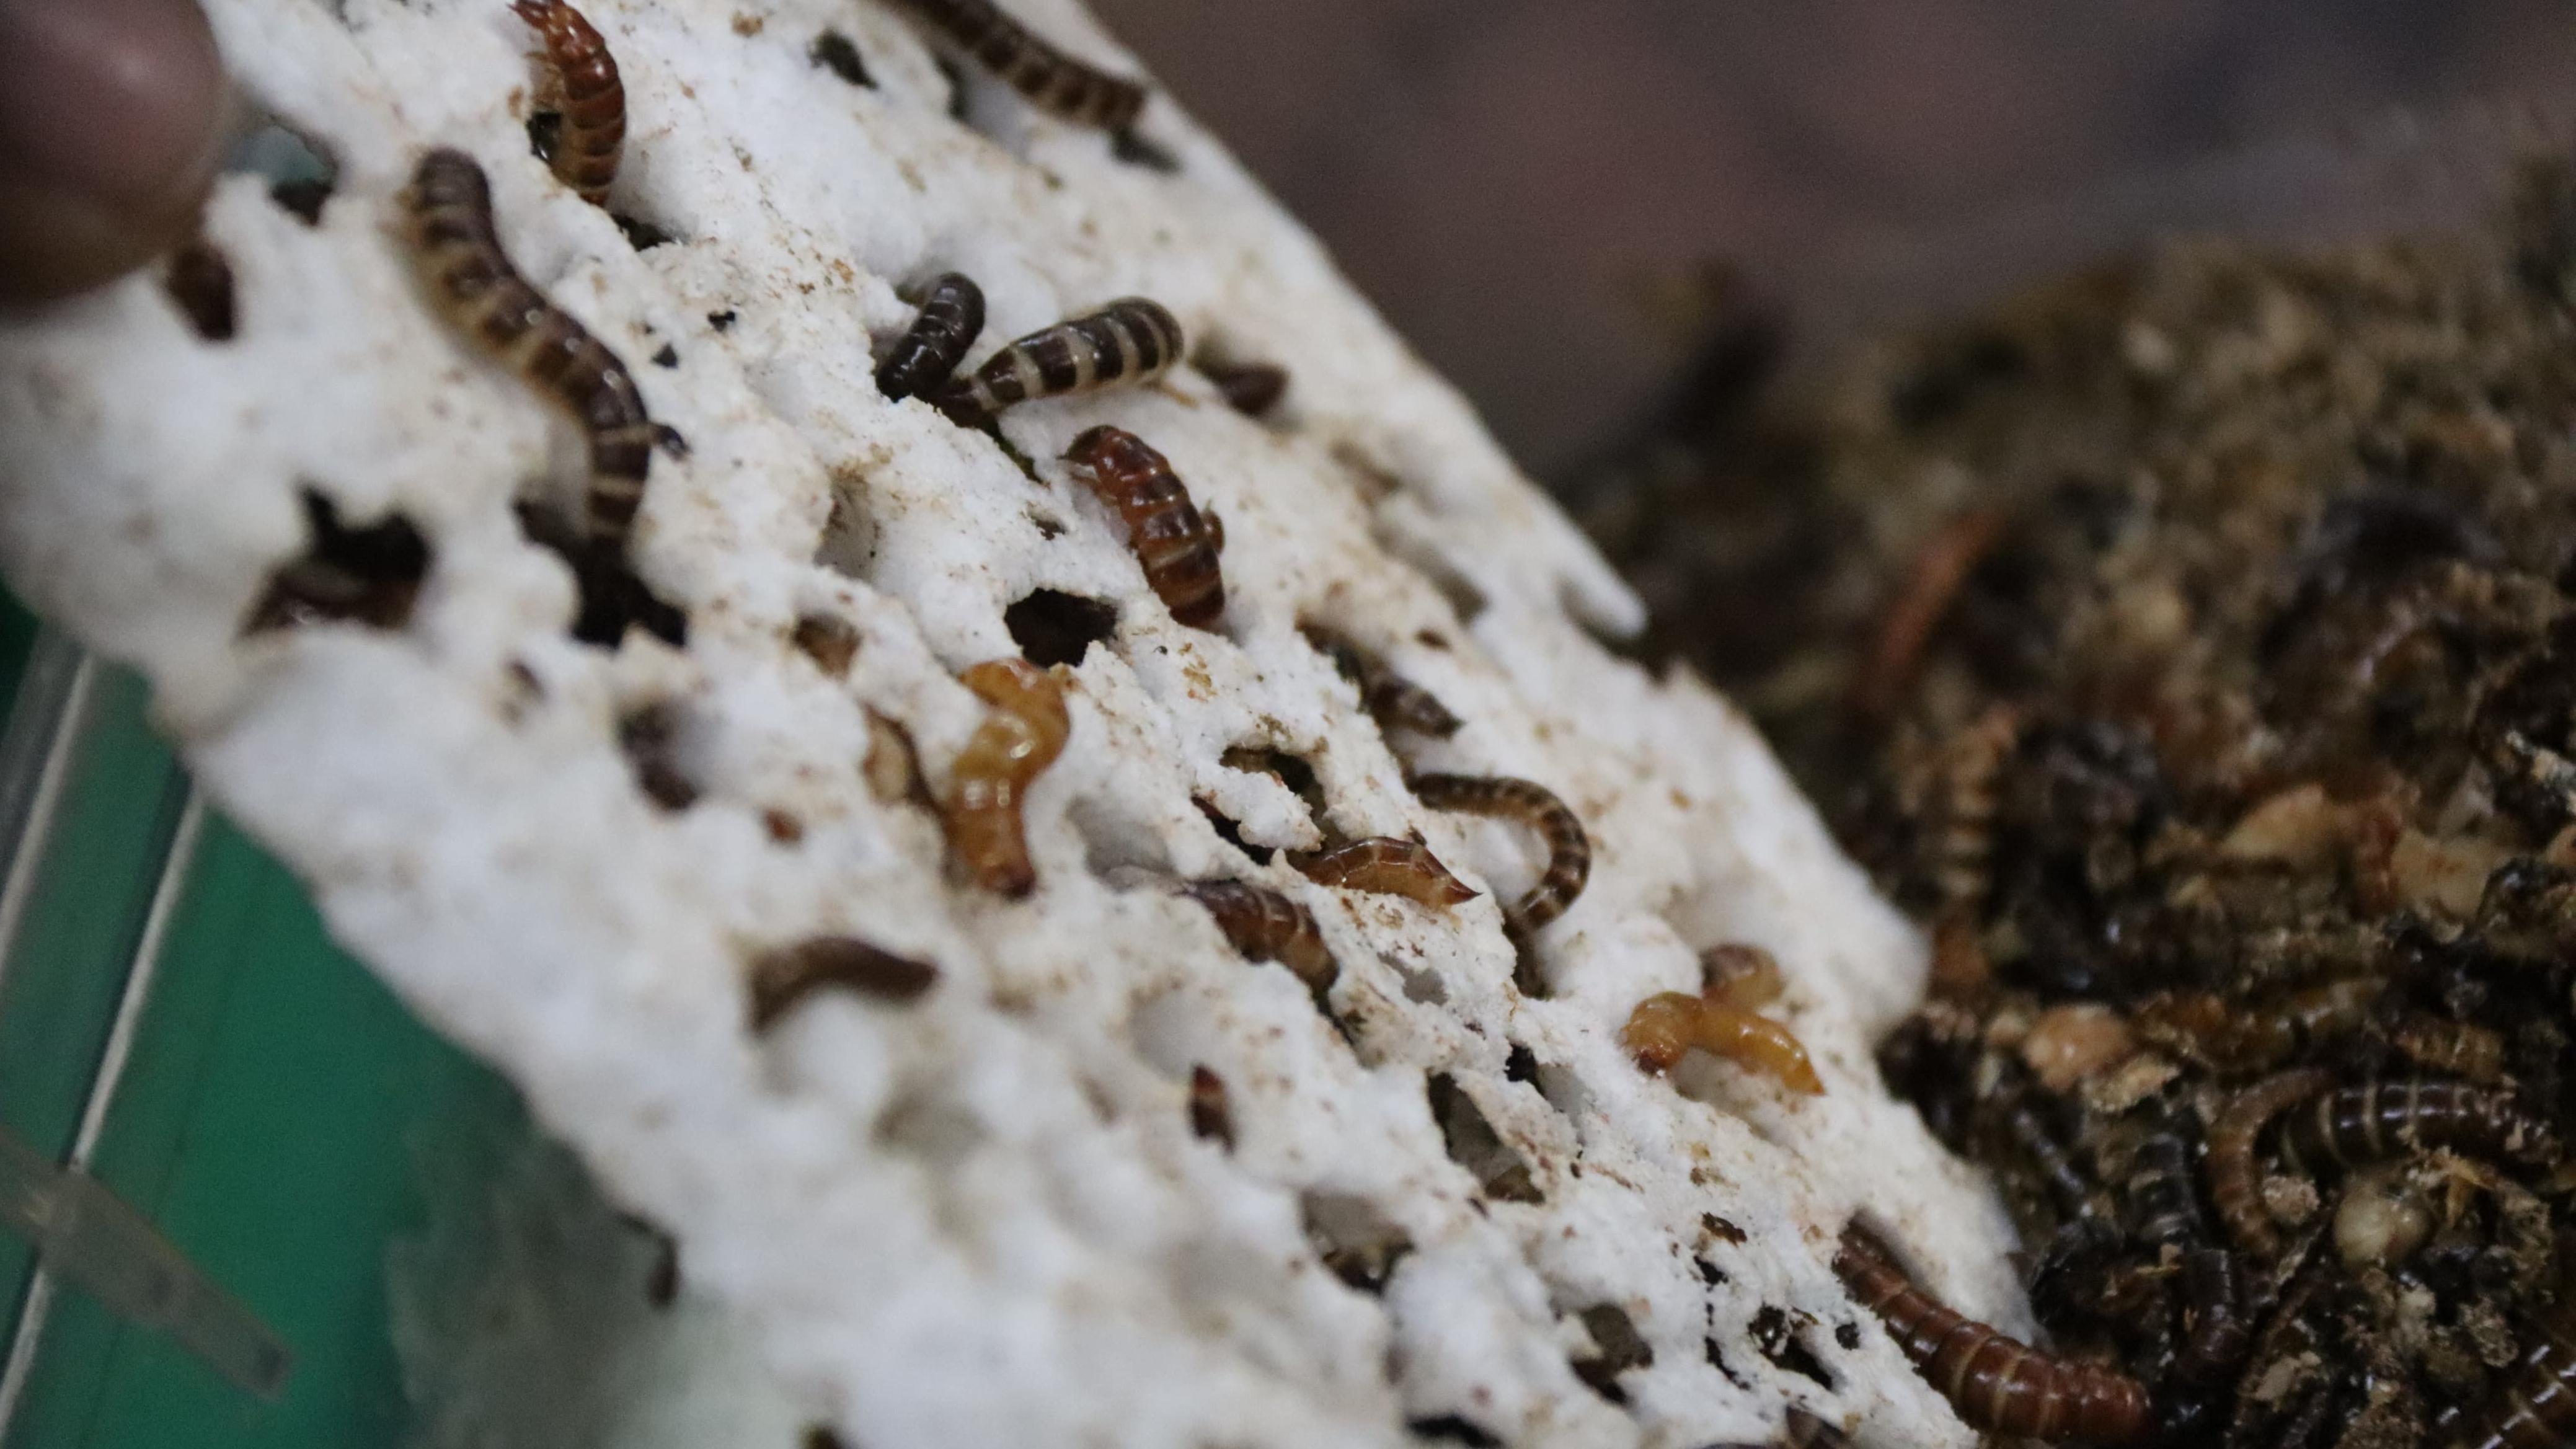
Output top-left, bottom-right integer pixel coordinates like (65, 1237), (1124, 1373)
(1585, 160), (2576, 1448)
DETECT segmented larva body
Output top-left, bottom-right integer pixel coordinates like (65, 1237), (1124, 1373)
(402, 149), (660, 553)
(2276, 1078), (2558, 1178)
(1180, 880), (1338, 1001)
(2003, 1100), (2099, 1220)
(1063, 426), (1225, 629)
(2393, 1016), (2510, 1084)
(1302, 626), (1462, 738)
(1289, 838), (1477, 906)
(2446, 1318), (2576, 1449)
(1835, 1226), (2151, 1444)
(2130, 979), (2383, 1075)
(1931, 704), (2019, 912)
(932, 298), (1181, 425)
(2205, 1068), (2334, 1258)
(2172, 1246), (2251, 1385)
(875, 272), (986, 402)
(2123, 1119), (2250, 1382)
(1622, 991), (1823, 1094)
(513, 1), (624, 206)
(939, 658), (1071, 897)
(892, 0), (1146, 131)
(1407, 773), (1590, 937)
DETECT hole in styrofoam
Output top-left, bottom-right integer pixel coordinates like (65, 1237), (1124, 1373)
(864, 709), (931, 806)
(1503, 1044), (1539, 1084)
(1299, 1192), (1410, 1293)
(1193, 799), (1273, 866)
(1187, 1065), (1233, 1150)
(1218, 745), (1329, 840)
(1746, 1305), (1836, 1390)
(617, 700), (702, 811)
(1569, 1303), (1653, 1406)
(1405, 1415), (1502, 1447)
(1425, 1073), (1542, 1204)
(791, 613), (861, 676)
(511, 502), (688, 647)
(163, 239), (237, 341)
(1371, 519), (1487, 623)
(872, 1085), (985, 1165)
(613, 213), (680, 252)
(1704, 1336), (1751, 1389)
(815, 487), (875, 579)
(1531, 1060), (1594, 1121)
(1004, 588), (1118, 667)
(1110, 126), (1180, 174)
(1392, 957), (1446, 1004)
(808, 30), (874, 87)
(242, 488), (432, 634)
(225, 118), (337, 225)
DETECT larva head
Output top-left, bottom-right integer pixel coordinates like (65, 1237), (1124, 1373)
(1063, 424), (1157, 478)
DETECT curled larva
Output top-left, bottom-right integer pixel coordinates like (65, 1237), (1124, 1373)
(939, 658), (1071, 897)
(932, 298), (1180, 425)
(746, 937), (938, 1030)
(1835, 1226), (2151, 1444)
(1288, 838), (1477, 906)
(2205, 1068), (2334, 1258)
(1406, 773), (1590, 937)
(890, 0), (1146, 131)
(402, 149), (668, 556)
(1301, 625), (1462, 739)
(875, 272), (985, 402)
(1621, 991), (1822, 1096)
(514, 1), (624, 207)
(1180, 879), (1337, 1003)
(1063, 426), (1225, 629)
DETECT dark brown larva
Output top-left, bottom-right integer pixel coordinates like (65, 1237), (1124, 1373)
(939, 658), (1071, 897)
(1181, 879), (1338, 1002)
(402, 149), (665, 556)
(1835, 1226), (2151, 1443)
(1301, 625), (1463, 738)
(2445, 1317), (2576, 1449)
(889, 0), (1146, 131)
(746, 936), (939, 1030)
(1063, 425), (1226, 629)
(875, 272), (986, 402)
(1853, 507), (2007, 719)
(1203, 360), (1288, 417)
(931, 297), (1181, 425)
(2130, 978), (2383, 1076)
(513, 1), (625, 207)
(2122, 1119), (2249, 1383)
(2206, 1068), (2332, 1259)
(1407, 774), (1590, 937)
(2275, 1078), (2559, 1178)
(1187, 1065), (1234, 1150)
(1288, 838), (1477, 907)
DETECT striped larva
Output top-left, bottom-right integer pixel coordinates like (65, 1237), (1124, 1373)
(2275, 1078), (2559, 1178)
(2392, 1016), (2510, 1084)
(931, 297), (1181, 425)
(513, 1), (625, 207)
(2441, 1316), (2576, 1449)
(875, 272), (985, 402)
(1621, 990), (1823, 1095)
(890, 0), (1146, 131)
(1929, 703), (2019, 914)
(2130, 978), (2383, 1076)
(1180, 880), (1338, 1003)
(1062, 426), (1226, 629)
(1835, 1225), (2151, 1443)
(1301, 625), (1462, 738)
(402, 149), (673, 557)
(1288, 838), (1477, 907)
(939, 658), (1071, 897)
(2206, 1068), (2334, 1258)
(1406, 774), (1590, 937)
(2122, 1116), (2249, 1383)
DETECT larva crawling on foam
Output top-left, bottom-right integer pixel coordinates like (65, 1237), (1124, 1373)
(1062, 426), (1225, 629)
(513, 1), (625, 208)
(1405, 774), (1590, 938)
(401, 149), (678, 559)
(1301, 625), (1462, 740)
(889, 0), (1146, 131)
(1180, 880), (1338, 1003)
(939, 658), (1071, 897)
(1621, 991), (1822, 1095)
(931, 298), (1182, 426)
(875, 273), (986, 402)
(1288, 838), (1476, 906)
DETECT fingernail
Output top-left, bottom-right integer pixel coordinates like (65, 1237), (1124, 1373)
(0, 0), (227, 303)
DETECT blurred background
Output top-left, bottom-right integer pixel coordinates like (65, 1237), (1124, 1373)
(1092, 1), (2576, 482)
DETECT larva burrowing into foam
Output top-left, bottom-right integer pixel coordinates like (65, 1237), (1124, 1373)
(513, 1), (625, 208)
(1180, 880), (1338, 1003)
(402, 149), (673, 558)
(939, 658), (1071, 897)
(1405, 774), (1590, 938)
(1835, 1225), (2152, 1444)
(931, 297), (1181, 426)
(1288, 838), (1477, 907)
(889, 0), (1146, 131)
(1062, 426), (1225, 629)
(875, 272), (986, 402)
(1301, 626), (1461, 739)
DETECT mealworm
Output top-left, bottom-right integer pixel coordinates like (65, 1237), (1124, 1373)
(2392, 1016), (2510, 1084)
(2123, 1115), (2249, 1382)
(747, 936), (939, 1029)
(2206, 1068), (2334, 1258)
(1063, 425), (1226, 629)
(2276, 1078), (2559, 1177)
(1621, 991), (1823, 1095)
(1834, 1226), (2151, 1443)
(1406, 774), (1590, 936)
(1929, 704), (2019, 913)
(931, 297), (1181, 425)
(2130, 978), (2383, 1075)
(1180, 879), (1338, 1002)
(403, 149), (666, 556)
(1288, 838), (1477, 906)
(1204, 360), (1288, 417)
(2445, 1316), (2576, 1449)
(939, 658), (1071, 897)
(513, 1), (625, 207)
(875, 272), (986, 402)
(2171, 1247), (2250, 1386)
(2003, 1099), (2099, 1221)
(1853, 507), (2007, 719)
(1301, 625), (1463, 738)
(889, 0), (1146, 131)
